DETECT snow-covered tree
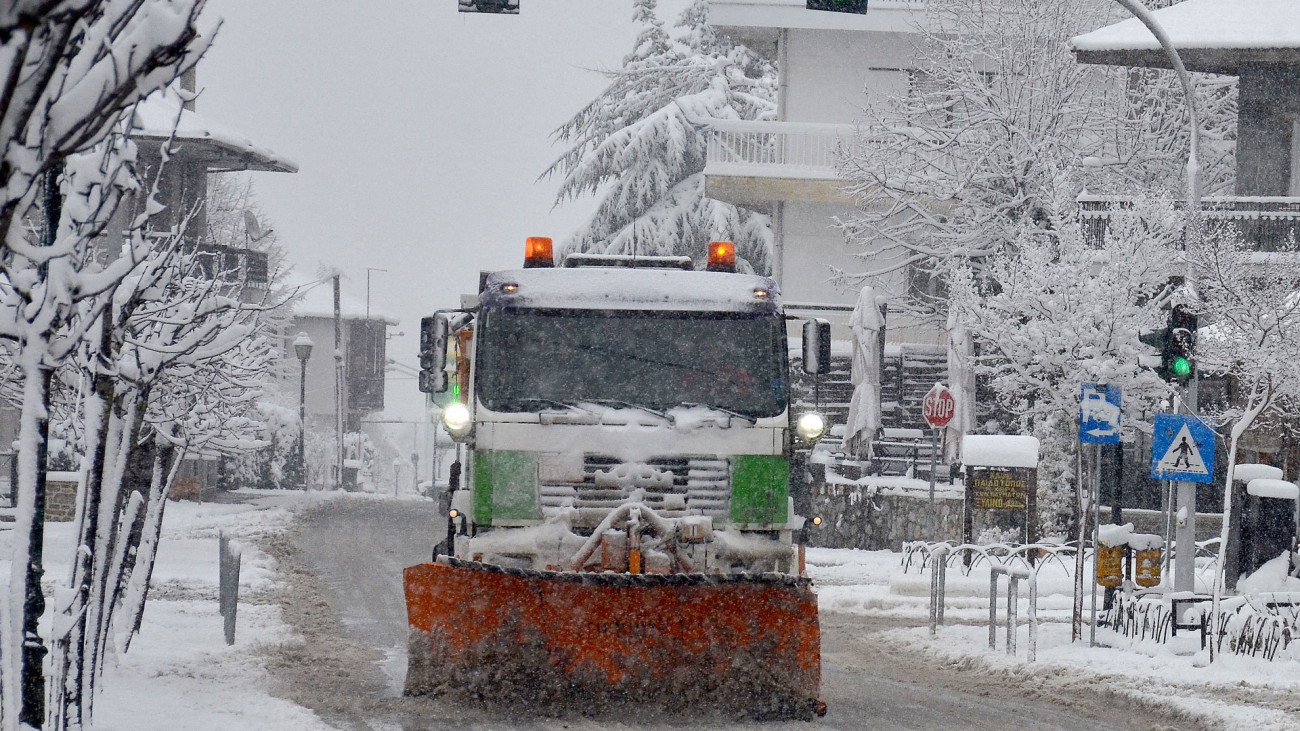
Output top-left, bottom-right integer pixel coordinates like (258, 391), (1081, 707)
(949, 195), (1182, 534)
(1189, 227), (1300, 622)
(48, 214), (282, 728)
(203, 174), (299, 490)
(836, 0), (1235, 316)
(0, 4), (208, 727)
(544, 0), (777, 272)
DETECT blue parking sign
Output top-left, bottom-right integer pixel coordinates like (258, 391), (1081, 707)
(1079, 384), (1121, 445)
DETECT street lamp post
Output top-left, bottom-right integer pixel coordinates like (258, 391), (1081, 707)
(366, 267), (387, 320)
(1107, 0), (1202, 599)
(294, 332), (314, 489)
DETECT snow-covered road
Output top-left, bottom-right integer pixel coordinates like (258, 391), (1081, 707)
(264, 496), (1197, 730)
(73, 490), (1300, 729)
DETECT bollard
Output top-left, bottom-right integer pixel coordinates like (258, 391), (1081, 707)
(929, 561), (939, 635)
(1028, 577), (1038, 663)
(989, 563), (1035, 660)
(989, 570), (999, 650)
(1007, 575), (1019, 656)
(218, 531), (242, 646)
(928, 543), (951, 636)
(937, 557), (947, 627)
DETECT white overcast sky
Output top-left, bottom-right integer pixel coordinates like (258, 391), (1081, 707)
(197, 0), (690, 417)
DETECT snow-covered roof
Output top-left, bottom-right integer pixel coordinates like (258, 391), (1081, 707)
(131, 92), (298, 174)
(287, 272), (398, 325)
(1070, 0), (1300, 74)
(479, 267), (781, 314)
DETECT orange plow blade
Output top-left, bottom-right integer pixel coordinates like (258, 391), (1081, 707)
(404, 558), (821, 719)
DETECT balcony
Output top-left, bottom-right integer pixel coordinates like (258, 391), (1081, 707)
(194, 244), (270, 288)
(702, 119), (857, 207)
(1079, 195), (1300, 251)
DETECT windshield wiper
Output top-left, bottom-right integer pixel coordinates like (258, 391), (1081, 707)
(514, 398), (600, 416)
(582, 399), (673, 422)
(680, 402), (756, 424)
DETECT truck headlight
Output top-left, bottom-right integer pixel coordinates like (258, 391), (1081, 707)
(442, 402), (472, 438)
(796, 412), (826, 442)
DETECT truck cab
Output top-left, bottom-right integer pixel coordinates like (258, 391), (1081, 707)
(421, 239), (827, 575)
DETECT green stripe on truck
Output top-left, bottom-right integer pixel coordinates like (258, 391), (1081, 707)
(730, 455), (788, 525)
(473, 450), (540, 524)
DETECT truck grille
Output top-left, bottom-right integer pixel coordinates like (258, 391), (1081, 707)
(539, 455), (730, 520)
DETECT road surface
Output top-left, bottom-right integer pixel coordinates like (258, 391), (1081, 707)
(260, 497), (1197, 730)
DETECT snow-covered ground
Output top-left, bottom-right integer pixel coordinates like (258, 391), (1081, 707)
(12, 490), (1296, 729)
(3, 490), (337, 730)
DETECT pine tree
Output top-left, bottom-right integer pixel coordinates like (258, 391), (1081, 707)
(544, 0), (777, 273)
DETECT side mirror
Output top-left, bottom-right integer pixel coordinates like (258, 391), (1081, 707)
(802, 319), (831, 376)
(418, 314), (449, 393)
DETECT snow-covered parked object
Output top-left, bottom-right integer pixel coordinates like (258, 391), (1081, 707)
(961, 435), (1040, 468)
(1097, 522), (1134, 548)
(1097, 523), (1164, 550)
(1233, 463), (1284, 483)
(844, 286), (883, 458)
(1245, 479), (1299, 501)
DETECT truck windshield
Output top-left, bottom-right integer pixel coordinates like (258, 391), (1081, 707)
(476, 308), (786, 418)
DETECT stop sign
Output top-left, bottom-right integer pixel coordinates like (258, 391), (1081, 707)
(922, 384), (956, 429)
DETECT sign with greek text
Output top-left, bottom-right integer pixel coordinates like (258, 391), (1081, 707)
(967, 467), (1030, 510)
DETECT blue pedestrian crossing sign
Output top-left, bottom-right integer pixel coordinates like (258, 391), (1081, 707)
(1150, 414), (1216, 483)
(1079, 383), (1121, 444)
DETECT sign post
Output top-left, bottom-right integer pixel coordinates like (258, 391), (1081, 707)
(1079, 383), (1121, 646)
(1151, 414), (1216, 592)
(922, 383), (956, 541)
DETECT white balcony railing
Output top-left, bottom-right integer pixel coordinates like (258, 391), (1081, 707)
(702, 119), (856, 181)
(1079, 195), (1300, 252)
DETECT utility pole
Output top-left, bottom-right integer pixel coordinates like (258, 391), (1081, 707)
(333, 275), (344, 490)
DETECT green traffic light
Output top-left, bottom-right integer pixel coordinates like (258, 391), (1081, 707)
(1171, 356), (1191, 379)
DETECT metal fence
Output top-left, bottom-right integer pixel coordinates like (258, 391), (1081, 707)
(1079, 195), (1300, 251)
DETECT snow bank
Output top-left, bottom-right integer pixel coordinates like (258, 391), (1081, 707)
(82, 491), (332, 730)
(1237, 552), (1300, 595)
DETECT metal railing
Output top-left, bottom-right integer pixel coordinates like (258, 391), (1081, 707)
(702, 119), (857, 180)
(1079, 195), (1300, 251)
(919, 541), (1041, 662)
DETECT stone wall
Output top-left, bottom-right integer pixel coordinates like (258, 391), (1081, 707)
(46, 471), (79, 522)
(808, 482), (964, 550)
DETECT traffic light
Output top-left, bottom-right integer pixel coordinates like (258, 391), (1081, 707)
(459, 0), (518, 13)
(1141, 305), (1196, 384)
(1166, 304), (1197, 384)
(807, 0), (868, 13)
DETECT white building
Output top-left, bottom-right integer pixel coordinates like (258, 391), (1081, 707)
(705, 0), (928, 339)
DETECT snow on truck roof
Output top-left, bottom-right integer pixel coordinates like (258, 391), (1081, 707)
(478, 267), (782, 314)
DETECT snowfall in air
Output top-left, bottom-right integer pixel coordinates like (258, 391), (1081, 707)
(15, 488), (1290, 730)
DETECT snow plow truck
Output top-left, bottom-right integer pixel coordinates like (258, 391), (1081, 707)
(405, 237), (829, 718)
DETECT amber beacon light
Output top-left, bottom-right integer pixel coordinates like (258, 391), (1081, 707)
(706, 241), (736, 272)
(524, 236), (554, 268)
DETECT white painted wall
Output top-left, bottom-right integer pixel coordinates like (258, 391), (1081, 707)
(783, 29), (915, 124)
